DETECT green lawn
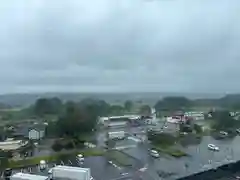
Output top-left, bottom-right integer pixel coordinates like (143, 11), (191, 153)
(6, 149), (104, 169)
(105, 150), (133, 166)
(153, 145), (187, 158)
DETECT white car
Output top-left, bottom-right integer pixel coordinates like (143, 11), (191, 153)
(76, 154), (84, 164)
(150, 150), (160, 158)
(39, 160), (47, 170)
(208, 144), (219, 151)
(219, 131), (228, 136)
(236, 129), (240, 133)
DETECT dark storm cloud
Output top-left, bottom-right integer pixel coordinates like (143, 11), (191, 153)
(0, 0), (239, 93)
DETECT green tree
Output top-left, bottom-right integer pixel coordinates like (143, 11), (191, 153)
(34, 97), (62, 116)
(147, 131), (176, 146)
(52, 140), (63, 152)
(154, 96), (191, 112)
(124, 100), (133, 112)
(56, 99), (110, 137)
(194, 124), (203, 134)
(211, 110), (238, 130)
(139, 105), (151, 116)
(109, 105), (124, 115)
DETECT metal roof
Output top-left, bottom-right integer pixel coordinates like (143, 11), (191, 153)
(11, 173), (48, 180)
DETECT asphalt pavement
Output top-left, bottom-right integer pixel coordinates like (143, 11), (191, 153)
(1, 155), (151, 180)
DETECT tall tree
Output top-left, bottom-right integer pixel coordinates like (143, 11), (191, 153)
(139, 104), (151, 116)
(124, 100), (133, 112)
(155, 96), (191, 112)
(109, 105), (124, 115)
(56, 99), (110, 137)
(211, 110), (238, 130)
(34, 97), (62, 116)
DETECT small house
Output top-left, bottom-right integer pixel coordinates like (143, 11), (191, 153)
(28, 124), (46, 140)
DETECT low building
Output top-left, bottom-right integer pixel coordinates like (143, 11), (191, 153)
(98, 115), (141, 127)
(10, 173), (48, 180)
(184, 112), (205, 121)
(11, 124), (46, 140)
(28, 124), (46, 140)
(0, 138), (28, 151)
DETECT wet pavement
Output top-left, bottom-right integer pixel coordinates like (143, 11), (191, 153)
(3, 155), (149, 180)
(7, 121), (240, 180)
(121, 135), (240, 180)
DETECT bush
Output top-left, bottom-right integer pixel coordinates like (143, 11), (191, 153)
(51, 142), (62, 152)
(194, 124), (203, 134)
(147, 131), (176, 146)
(64, 141), (74, 150)
(153, 146), (187, 157)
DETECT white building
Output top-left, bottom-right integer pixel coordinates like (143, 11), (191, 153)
(0, 138), (28, 151)
(184, 112), (205, 121)
(50, 166), (91, 180)
(98, 115), (140, 127)
(28, 125), (46, 140)
(10, 173), (48, 180)
(10, 166), (92, 180)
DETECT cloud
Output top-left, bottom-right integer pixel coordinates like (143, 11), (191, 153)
(0, 0), (239, 94)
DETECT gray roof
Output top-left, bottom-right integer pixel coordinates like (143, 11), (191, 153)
(12, 126), (29, 137)
(13, 124), (46, 137)
(29, 124), (46, 131)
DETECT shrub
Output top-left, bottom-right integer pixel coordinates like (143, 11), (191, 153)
(51, 142), (62, 152)
(147, 131), (176, 146)
(194, 124), (203, 134)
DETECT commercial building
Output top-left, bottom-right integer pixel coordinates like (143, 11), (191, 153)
(10, 173), (48, 180)
(28, 124), (46, 140)
(10, 166), (92, 180)
(0, 138), (28, 151)
(184, 112), (205, 121)
(98, 115), (140, 127)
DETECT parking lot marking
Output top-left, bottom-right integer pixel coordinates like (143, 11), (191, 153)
(68, 160), (72, 165)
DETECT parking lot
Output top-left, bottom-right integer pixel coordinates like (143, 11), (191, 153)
(1, 155), (147, 180)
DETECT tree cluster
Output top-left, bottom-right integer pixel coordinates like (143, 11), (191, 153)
(211, 110), (239, 130)
(154, 96), (191, 112)
(34, 97), (63, 116)
(147, 131), (176, 146)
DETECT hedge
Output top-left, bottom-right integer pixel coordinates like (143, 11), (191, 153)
(153, 145), (188, 157)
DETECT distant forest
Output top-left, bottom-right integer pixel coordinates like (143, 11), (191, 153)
(0, 92), (238, 110)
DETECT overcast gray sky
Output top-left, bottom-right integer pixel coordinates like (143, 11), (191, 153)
(0, 0), (239, 94)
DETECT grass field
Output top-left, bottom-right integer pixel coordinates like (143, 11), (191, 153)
(105, 150), (134, 166)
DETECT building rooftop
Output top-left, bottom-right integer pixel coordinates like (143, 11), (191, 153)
(11, 173), (48, 180)
(29, 124), (46, 131)
(0, 139), (28, 150)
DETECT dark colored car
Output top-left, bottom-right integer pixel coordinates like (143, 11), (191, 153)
(3, 168), (12, 180)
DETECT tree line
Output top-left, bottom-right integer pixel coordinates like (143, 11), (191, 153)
(32, 98), (152, 138)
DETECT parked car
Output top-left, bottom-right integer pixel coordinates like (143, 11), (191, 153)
(149, 149), (160, 158)
(236, 129), (240, 134)
(76, 154), (84, 164)
(39, 160), (47, 170)
(3, 168), (12, 180)
(219, 131), (228, 136)
(208, 144), (219, 151)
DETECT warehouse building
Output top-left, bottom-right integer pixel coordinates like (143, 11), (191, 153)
(10, 166), (92, 180)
